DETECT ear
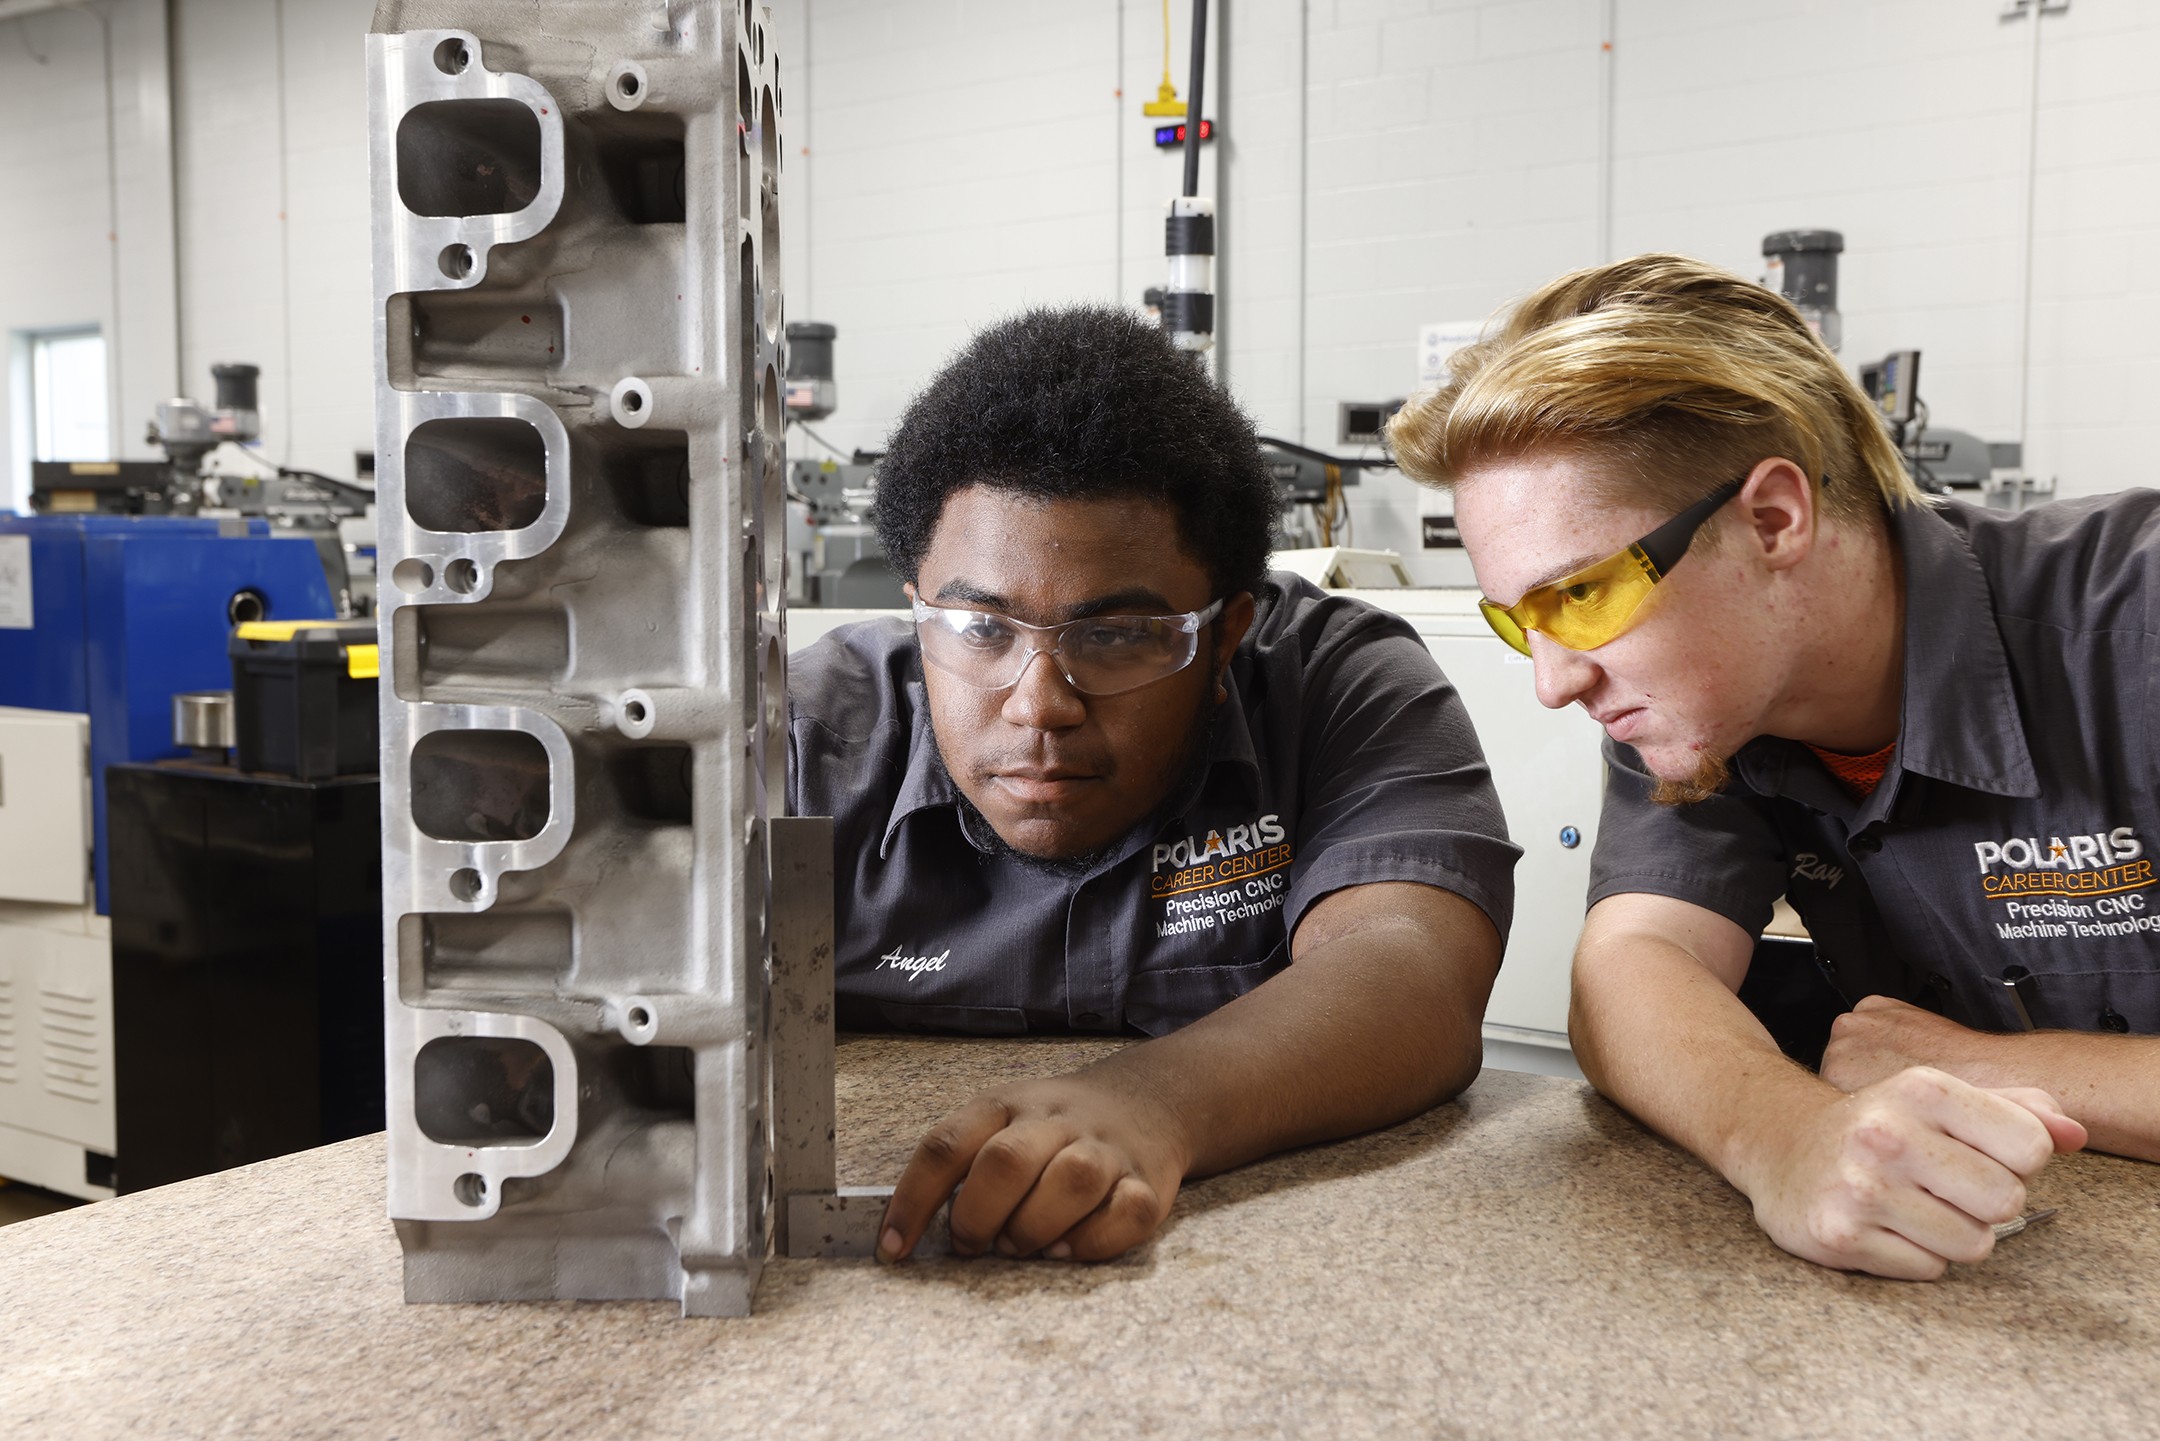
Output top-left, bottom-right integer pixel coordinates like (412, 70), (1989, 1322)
(1739, 457), (1816, 574)
(902, 581), (918, 603)
(1212, 591), (1257, 697)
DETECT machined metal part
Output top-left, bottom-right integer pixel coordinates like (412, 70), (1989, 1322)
(787, 1187), (953, 1260)
(172, 690), (236, 753)
(768, 815), (835, 1255)
(369, 1), (801, 1317)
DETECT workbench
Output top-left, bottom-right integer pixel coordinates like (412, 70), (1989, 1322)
(1, 1037), (2153, 1438)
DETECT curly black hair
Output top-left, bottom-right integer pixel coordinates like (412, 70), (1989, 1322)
(872, 305), (1278, 599)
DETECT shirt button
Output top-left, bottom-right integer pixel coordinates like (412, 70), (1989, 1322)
(1076, 1011), (1102, 1026)
(1849, 831), (1882, 856)
(2101, 1007), (2130, 1034)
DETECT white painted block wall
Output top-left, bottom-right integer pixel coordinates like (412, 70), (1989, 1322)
(0, 0), (178, 510)
(2, 1), (2155, 539)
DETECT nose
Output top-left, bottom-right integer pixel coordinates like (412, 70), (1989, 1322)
(1528, 631), (1602, 711)
(999, 647), (1088, 731)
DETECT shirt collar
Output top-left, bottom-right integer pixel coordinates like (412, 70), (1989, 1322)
(1886, 499), (2040, 799)
(881, 675), (962, 859)
(1740, 499), (2039, 806)
(877, 655), (1265, 859)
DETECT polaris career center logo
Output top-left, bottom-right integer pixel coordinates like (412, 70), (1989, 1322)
(1152, 814), (1287, 873)
(1975, 824), (2150, 899)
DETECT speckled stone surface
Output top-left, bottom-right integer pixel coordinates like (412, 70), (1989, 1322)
(1, 1036), (2154, 1439)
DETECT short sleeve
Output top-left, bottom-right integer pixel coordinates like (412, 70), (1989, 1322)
(1277, 609), (1520, 948)
(1586, 735), (1788, 937)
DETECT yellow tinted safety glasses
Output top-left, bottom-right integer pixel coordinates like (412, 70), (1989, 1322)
(1478, 476), (1747, 655)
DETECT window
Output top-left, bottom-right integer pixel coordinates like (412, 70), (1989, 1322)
(31, 329), (110, 462)
(9, 327), (110, 513)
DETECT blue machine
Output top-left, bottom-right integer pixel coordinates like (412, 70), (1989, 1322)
(0, 515), (335, 912)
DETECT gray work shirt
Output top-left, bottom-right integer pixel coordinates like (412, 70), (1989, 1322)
(1590, 491), (2160, 1035)
(788, 572), (1518, 1037)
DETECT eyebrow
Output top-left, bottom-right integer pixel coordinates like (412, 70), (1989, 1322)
(1514, 550), (1609, 597)
(931, 580), (1178, 621)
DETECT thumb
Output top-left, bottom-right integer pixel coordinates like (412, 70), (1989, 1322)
(1990, 1085), (2089, 1154)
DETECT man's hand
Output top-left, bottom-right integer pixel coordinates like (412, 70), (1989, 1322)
(1821, 994), (1991, 1092)
(877, 884), (1497, 1264)
(1820, 994), (2160, 1163)
(1741, 1065), (2087, 1280)
(878, 1067), (1192, 1264)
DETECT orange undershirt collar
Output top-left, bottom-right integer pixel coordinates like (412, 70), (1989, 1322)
(1805, 739), (1898, 798)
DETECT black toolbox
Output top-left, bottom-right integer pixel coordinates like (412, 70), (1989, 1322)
(229, 619), (380, 779)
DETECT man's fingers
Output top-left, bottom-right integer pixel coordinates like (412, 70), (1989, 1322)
(1838, 1227), (1953, 1282)
(1885, 1067), (2056, 1179)
(880, 1097), (1011, 1262)
(1877, 1183), (1999, 1267)
(1842, 1109), (2028, 1225)
(1989, 1085), (2090, 1154)
(946, 1119), (1068, 1257)
(1817, 1037), (1867, 1093)
(996, 1141), (1120, 1257)
(1051, 1176), (1170, 1263)
(1783, 1186), (1954, 1280)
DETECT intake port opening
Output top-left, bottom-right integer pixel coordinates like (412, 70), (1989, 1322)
(415, 1036), (555, 1145)
(596, 432), (691, 526)
(411, 728), (551, 842)
(392, 291), (564, 379)
(405, 415), (547, 533)
(610, 743), (693, 824)
(401, 909), (574, 993)
(397, 98), (543, 217)
(587, 112), (687, 224)
(393, 605), (570, 700)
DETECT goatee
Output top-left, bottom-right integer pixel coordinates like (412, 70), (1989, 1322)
(1650, 750), (1732, 807)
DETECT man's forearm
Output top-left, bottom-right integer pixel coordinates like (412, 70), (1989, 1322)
(1932, 1032), (2160, 1163)
(1086, 916), (1489, 1179)
(1571, 936), (1839, 1198)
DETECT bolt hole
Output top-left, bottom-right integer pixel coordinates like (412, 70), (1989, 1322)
(439, 243), (476, 280)
(623, 699), (648, 725)
(392, 558), (435, 594)
(453, 1172), (487, 1207)
(226, 588), (268, 626)
(449, 867), (483, 902)
(627, 1006), (651, 1029)
(622, 388), (644, 413)
(433, 39), (471, 75)
(443, 558), (480, 594)
(619, 72), (641, 97)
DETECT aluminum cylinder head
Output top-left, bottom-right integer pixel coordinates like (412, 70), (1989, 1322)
(368, 0), (791, 1318)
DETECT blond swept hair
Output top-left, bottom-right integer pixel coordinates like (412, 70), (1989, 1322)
(1387, 253), (1921, 525)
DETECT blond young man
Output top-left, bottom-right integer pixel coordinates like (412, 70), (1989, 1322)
(1389, 253), (2159, 1281)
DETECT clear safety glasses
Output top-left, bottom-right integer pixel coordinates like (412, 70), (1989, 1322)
(1478, 476), (1747, 656)
(912, 597), (1225, 696)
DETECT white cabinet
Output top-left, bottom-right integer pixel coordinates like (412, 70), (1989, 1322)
(1348, 590), (1604, 1070)
(0, 901), (117, 1200)
(0, 707), (92, 907)
(0, 708), (112, 1197)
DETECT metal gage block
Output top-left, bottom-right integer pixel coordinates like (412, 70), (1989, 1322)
(786, 1188), (953, 1261)
(368, 1), (800, 1317)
